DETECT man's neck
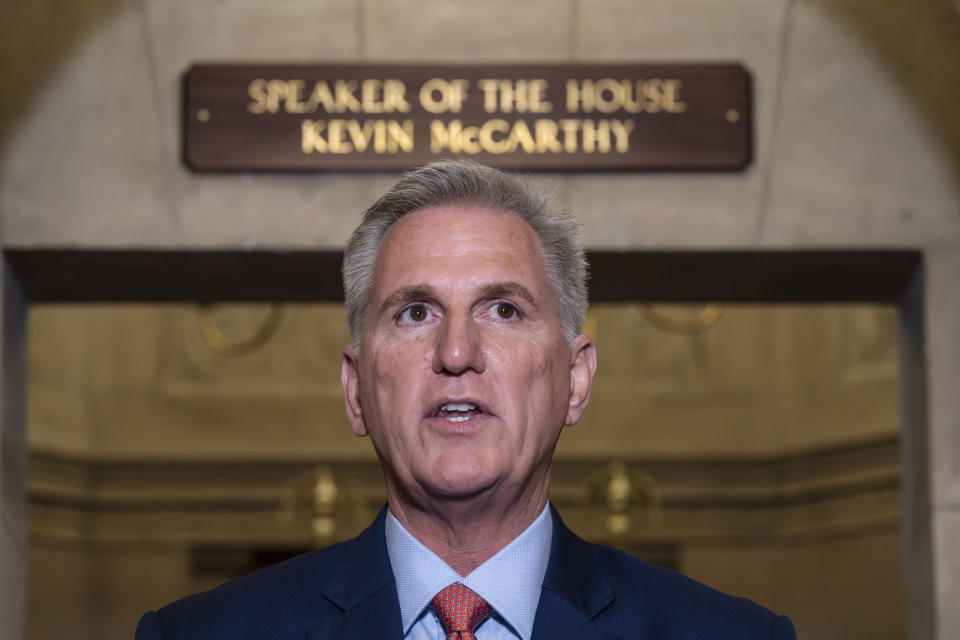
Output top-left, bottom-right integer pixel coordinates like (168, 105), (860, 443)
(386, 486), (549, 576)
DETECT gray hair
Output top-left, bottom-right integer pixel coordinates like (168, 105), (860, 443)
(342, 159), (588, 347)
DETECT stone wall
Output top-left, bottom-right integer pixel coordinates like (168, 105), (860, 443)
(1, 0), (957, 251)
(1, 0), (959, 639)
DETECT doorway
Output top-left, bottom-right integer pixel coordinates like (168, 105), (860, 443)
(4, 248), (925, 640)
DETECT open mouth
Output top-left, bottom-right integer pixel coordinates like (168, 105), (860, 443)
(431, 401), (484, 423)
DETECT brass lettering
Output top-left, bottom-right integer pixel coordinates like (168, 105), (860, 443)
(593, 78), (622, 114)
(478, 79), (499, 113)
(430, 119), (480, 153)
(558, 119), (581, 152)
(374, 120), (387, 153)
(302, 79), (412, 114)
(431, 119), (460, 153)
(360, 80), (384, 114)
(301, 119), (328, 153)
(479, 119), (511, 154)
(529, 79), (552, 113)
(582, 120), (596, 153)
(566, 79), (591, 113)
(579, 120), (614, 153)
(382, 80), (411, 113)
(346, 120), (377, 151)
(248, 78), (414, 115)
(334, 80), (362, 114)
(266, 79), (287, 114)
(326, 119), (352, 153)
(663, 79), (686, 112)
(621, 79), (643, 113)
(508, 80), (526, 113)
(307, 81), (336, 113)
(534, 119), (562, 153)
(506, 119), (536, 153)
(248, 79), (268, 114)
(303, 119), (413, 154)
(598, 120), (611, 153)
(478, 79), (553, 114)
(386, 120), (415, 153)
(461, 125), (481, 154)
(419, 78), (470, 114)
(642, 79), (662, 113)
(284, 79), (307, 113)
(429, 117), (632, 155)
(565, 78), (689, 114)
(610, 119), (634, 152)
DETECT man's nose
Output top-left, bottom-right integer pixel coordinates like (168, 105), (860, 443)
(432, 312), (485, 375)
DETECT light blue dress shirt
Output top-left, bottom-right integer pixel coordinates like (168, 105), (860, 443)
(385, 504), (553, 640)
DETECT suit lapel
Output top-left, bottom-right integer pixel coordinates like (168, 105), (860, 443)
(531, 506), (616, 640)
(304, 505), (616, 640)
(306, 507), (404, 640)
(306, 582), (402, 640)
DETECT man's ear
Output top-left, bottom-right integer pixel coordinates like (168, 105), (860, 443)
(564, 333), (598, 426)
(341, 345), (368, 437)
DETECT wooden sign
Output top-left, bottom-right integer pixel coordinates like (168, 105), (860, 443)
(183, 63), (751, 171)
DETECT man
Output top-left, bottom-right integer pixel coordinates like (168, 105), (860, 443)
(136, 160), (796, 639)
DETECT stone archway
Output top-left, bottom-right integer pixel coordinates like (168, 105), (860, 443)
(1, 1), (959, 638)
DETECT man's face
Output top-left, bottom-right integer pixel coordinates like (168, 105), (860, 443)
(341, 205), (596, 504)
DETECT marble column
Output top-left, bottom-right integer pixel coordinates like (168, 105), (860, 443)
(0, 258), (27, 640)
(925, 249), (960, 638)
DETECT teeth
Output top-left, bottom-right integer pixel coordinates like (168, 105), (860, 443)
(441, 402), (477, 412)
(445, 415), (471, 422)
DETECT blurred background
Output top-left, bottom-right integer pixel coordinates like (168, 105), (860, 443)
(2, 1), (959, 640)
(27, 302), (902, 640)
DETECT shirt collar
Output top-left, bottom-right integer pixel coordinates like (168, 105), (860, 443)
(385, 504), (553, 640)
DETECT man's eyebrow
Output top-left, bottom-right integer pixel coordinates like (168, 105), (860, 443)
(479, 282), (538, 308)
(379, 282), (538, 313)
(380, 285), (437, 313)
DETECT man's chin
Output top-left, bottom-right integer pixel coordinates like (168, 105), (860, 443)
(420, 469), (502, 502)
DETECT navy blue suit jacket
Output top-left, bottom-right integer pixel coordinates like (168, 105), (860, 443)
(136, 506), (796, 639)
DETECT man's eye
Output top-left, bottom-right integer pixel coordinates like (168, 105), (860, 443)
(401, 304), (430, 322)
(496, 302), (517, 319)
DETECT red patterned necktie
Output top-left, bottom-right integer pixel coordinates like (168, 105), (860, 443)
(430, 583), (494, 640)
